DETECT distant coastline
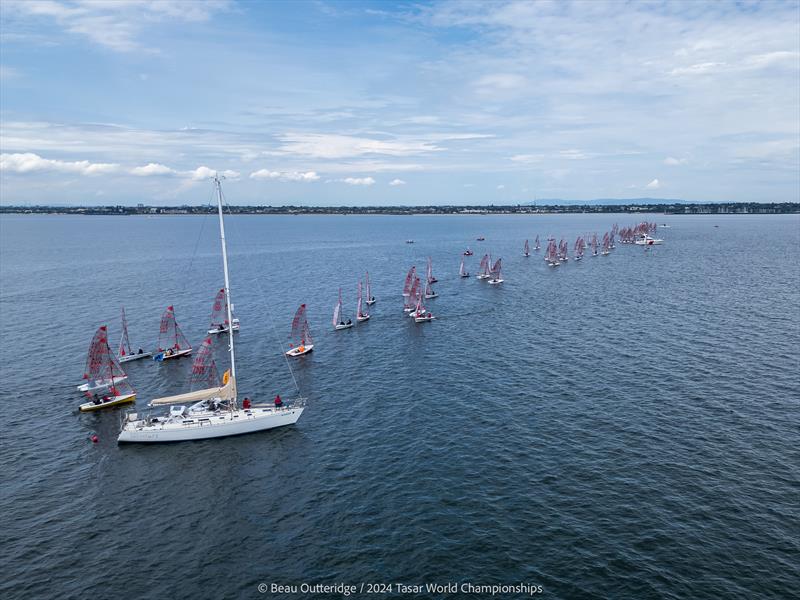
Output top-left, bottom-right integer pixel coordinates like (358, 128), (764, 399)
(0, 202), (797, 216)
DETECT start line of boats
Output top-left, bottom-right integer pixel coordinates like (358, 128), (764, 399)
(76, 189), (664, 445)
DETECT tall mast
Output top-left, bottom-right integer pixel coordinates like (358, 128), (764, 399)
(214, 176), (236, 385)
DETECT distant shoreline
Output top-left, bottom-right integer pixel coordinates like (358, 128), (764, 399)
(1, 202), (797, 216)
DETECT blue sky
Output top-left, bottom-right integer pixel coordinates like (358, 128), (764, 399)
(1, 0), (798, 205)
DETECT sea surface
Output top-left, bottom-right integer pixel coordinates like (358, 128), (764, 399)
(1, 212), (798, 599)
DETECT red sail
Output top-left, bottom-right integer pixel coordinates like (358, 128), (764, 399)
(403, 266), (416, 296)
(158, 305), (191, 351)
(84, 325), (127, 385)
(209, 288), (228, 327)
(189, 337), (219, 389)
(290, 304), (313, 345)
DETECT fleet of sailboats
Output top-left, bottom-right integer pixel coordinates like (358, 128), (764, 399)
(117, 176), (305, 443)
(72, 215), (660, 442)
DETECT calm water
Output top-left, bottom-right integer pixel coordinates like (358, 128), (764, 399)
(1, 213), (798, 599)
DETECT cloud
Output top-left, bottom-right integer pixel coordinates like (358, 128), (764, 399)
(510, 154), (543, 163)
(131, 162), (239, 180)
(645, 178), (660, 189)
(131, 162), (176, 176)
(332, 177), (376, 186)
(389, 178), (406, 186)
(249, 169), (320, 181)
(664, 157), (688, 166)
(497, 184), (505, 190)
(277, 132), (442, 159)
(188, 166), (239, 181)
(0, 152), (118, 175)
(4, 0), (232, 52)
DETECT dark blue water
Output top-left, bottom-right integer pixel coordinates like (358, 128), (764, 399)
(1, 213), (798, 599)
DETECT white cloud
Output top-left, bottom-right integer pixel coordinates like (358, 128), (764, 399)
(249, 169), (319, 181)
(188, 166), (239, 181)
(645, 178), (661, 189)
(277, 132), (442, 159)
(332, 177), (376, 186)
(664, 157), (688, 166)
(558, 149), (589, 160)
(131, 162), (176, 176)
(0, 152), (118, 175)
(389, 178), (406, 186)
(4, 0), (232, 52)
(510, 154), (543, 163)
(497, 184), (505, 190)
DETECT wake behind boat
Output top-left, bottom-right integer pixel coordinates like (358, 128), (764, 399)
(119, 177), (305, 443)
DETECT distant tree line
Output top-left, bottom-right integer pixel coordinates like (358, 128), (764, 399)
(0, 202), (797, 215)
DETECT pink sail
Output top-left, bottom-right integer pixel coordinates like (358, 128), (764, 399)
(118, 306), (132, 357)
(403, 266), (416, 297)
(290, 303), (312, 346)
(479, 254), (489, 275)
(405, 277), (420, 309)
(357, 281), (368, 318)
(209, 288), (229, 328)
(490, 258), (502, 278)
(188, 337), (219, 390)
(158, 305), (191, 352)
(83, 325), (131, 396)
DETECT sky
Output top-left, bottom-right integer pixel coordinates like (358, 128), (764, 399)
(0, 0), (798, 206)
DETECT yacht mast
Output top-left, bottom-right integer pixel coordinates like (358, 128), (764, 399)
(214, 175), (237, 387)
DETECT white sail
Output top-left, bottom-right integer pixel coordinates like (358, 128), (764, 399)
(150, 376), (237, 406)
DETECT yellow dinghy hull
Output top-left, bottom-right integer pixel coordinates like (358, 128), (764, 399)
(79, 393), (136, 412)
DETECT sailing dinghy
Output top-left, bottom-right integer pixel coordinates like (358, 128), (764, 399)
(78, 326), (129, 392)
(333, 288), (354, 329)
(411, 288), (434, 322)
(426, 257), (438, 284)
(459, 256), (470, 278)
(357, 281), (371, 322)
(153, 306), (192, 360)
(534, 235), (541, 251)
(523, 240), (530, 257)
(476, 254), (491, 280)
(404, 276), (420, 313)
(286, 304), (314, 356)
(365, 271), (376, 305)
(118, 177), (305, 443)
(79, 325), (136, 412)
(118, 307), (151, 362)
(208, 287), (240, 334)
(424, 279), (438, 299)
(488, 258), (504, 284)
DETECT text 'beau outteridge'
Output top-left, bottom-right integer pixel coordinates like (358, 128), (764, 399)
(266, 582), (544, 595)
